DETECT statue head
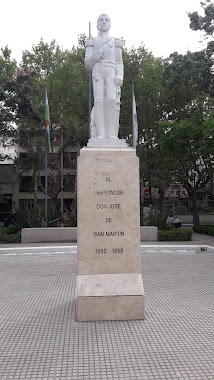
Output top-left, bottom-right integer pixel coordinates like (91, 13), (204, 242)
(97, 14), (111, 33)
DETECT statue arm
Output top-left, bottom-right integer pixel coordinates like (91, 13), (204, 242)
(85, 38), (104, 70)
(115, 39), (124, 86)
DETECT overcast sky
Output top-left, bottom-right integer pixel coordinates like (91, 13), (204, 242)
(1, 0), (205, 62)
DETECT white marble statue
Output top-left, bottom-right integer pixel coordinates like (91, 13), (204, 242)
(85, 14), (124, 140)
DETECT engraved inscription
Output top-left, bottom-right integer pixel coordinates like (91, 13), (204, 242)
(106, 231), (124, 237)
(96, 203), (121, 209)
(109, 203), (121, 209)
(95, 248), (124, 254)
(93, 175), (126, 254)
(97, 204), (107, 209)
(93, 190), (124, 195)
(94, 231), (125, 237)
(94, 232), (105, 237)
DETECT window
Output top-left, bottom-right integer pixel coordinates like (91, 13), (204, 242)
(19, 176), (34, 192)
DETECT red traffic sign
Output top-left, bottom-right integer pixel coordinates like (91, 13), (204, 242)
(143, 187), (150, 198)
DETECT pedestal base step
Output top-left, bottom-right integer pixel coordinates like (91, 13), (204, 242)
(76, 273), (145, 321)
(87, 138), (128, 148)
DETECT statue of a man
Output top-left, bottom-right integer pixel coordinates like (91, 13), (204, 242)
(85, 14), (124, 139)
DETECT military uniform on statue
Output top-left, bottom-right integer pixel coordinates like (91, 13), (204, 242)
(85, 14), (127, 147)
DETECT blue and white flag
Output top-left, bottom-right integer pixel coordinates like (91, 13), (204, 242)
(132, 87), (138, 149)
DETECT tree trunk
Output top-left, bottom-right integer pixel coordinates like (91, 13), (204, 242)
(192, 188), (200, 225)
(158, 187), (165, 210)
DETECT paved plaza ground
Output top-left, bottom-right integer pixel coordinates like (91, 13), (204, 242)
(0, 239), (214, 379)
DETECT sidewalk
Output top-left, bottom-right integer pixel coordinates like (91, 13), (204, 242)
(0, 240), (214, 379)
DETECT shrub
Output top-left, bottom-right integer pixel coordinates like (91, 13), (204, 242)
(0, 232), (21, 243)
(0, 227), (8, 235)
(63, 203), (77, 227)
(18, 206), (45, 228)
(175, 204), (189, 215)
(196, 202), (213, 213)
(47, 203), (61, 227)
(13, 204), (62, 229)
(158, 228), (193, 241)
(147, 208), (169, 230)
(193, 224), (214, 236)
(7, 225), (21, 235)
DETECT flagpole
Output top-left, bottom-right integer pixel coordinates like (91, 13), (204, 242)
(44, 82), (48, 228)
(88, 22), (92, 140)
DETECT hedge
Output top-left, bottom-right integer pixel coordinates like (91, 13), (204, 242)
(193, 225), (214, 237)
(158, 228), (193, 241)
(0, 232), (21, 244)
(0, 227), (8, 235)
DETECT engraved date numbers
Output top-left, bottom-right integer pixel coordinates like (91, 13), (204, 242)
(112, 248), (123, 253)
(96, 248), (107, 254)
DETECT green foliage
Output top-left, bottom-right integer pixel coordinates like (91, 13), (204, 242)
(64, 203), (77, 227)
(0, 232), (21, 243)
(121, 44), (163, 143)
(161, 50), (214, 122)
(19, 38), (89, 147)
(146, 208), (169, 230)
(0, 225), (21, 243)
(1, 34), (214, 217)
(15, 206), (45, 228)
(196, 202), (213, 213)
(189, 0), (214, 35)
(46, 203), (61, 227)
(7, 225), (21, 235)
(0, 227), (8, 235)
(138, 46), (214, 210)
(2, 39), (88, 202)
(0, 47), (17, 146)
(158, 229), (193, 241)
(175, 204), (189, 215)
(13, 204), (63, 228)
(159, 118), (214, 225)
(193, 224), (214, 236)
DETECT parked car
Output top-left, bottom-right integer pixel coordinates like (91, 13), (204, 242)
(166, 216), (182, 228)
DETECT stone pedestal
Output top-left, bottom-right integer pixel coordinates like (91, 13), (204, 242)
(76, 148), (145, 321)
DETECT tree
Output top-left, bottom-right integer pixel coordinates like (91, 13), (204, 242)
(120, 43), (163, 144)
(189, 0), (214, 36)
(121, 43), (167, 204)
(20, 36), (89, 146)
(2, 38), (88, 204)
(160, 118), (214, 225)
(4, 39), (165, 202)
(4, 35), (213, 220)
(161, 49), (214, 122)
(158, 45), (214, 223)
(0, 47), (17, 160)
